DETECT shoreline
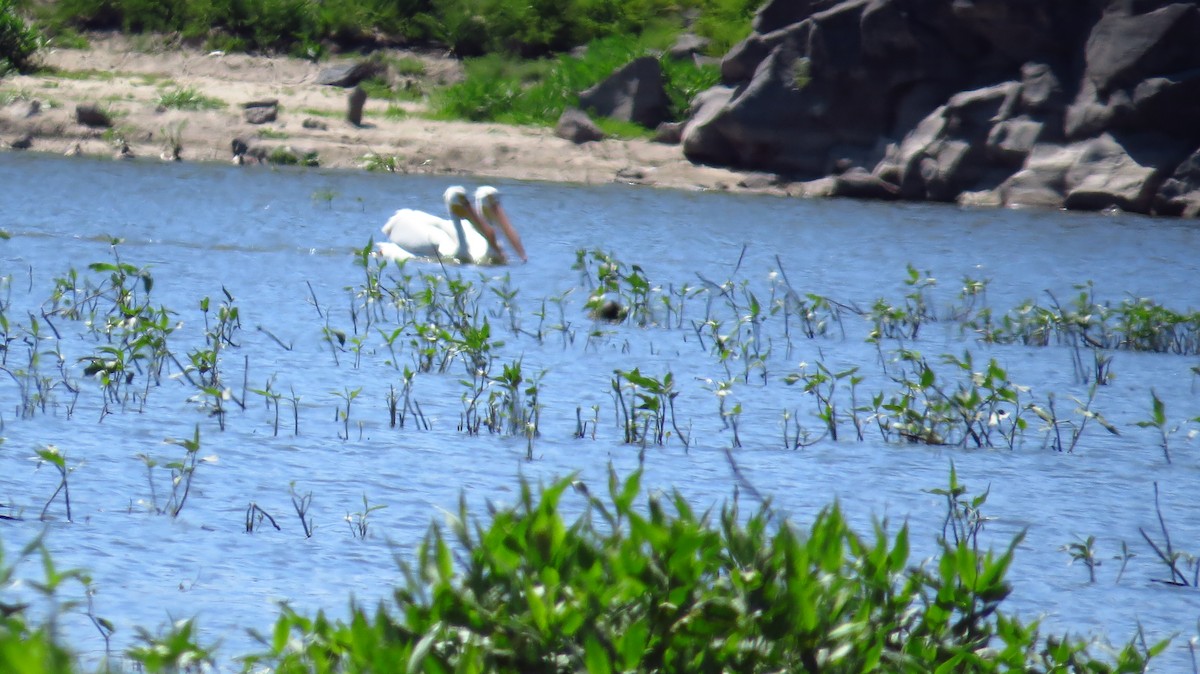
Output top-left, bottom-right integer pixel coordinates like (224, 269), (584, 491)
(0, 33), (792, 196)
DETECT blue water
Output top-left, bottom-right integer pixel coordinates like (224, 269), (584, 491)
(1, 152), (1199, 670)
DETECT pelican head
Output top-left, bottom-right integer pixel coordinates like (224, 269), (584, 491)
(442, 185), (504, 263)
(475, 186), (527, 263)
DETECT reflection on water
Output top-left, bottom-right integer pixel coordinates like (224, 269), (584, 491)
(1, 153), (1199, 669)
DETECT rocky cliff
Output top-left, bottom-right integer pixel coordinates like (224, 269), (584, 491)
(681, 0), (1200, 216)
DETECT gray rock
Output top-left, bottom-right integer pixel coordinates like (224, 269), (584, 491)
(555, 108), (605, 144)
(986, 118), (1044, 166)
(1063, 133), (1173, 213)
(753, 0), (840, 34)
(831, 167), (899, 199)
(680, 86), (738, 167)
(1083, 3), (1200, 96)
(1154, 146), (1200, 216)
(243, 99), (278, 125)
(578, 56), (672, 129)
(997, 143), (1086, 210)
(676, 0), (1200, 216)
(317, 61), (383, 87)
(669, 33), (709, 60)
(653, 121), (684, 145)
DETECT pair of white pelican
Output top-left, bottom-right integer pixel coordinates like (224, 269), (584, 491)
(374, 185), (526, 266)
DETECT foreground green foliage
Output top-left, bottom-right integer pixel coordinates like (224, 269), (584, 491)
(0, 470), (1168, 672)
(236, 469), (1161, 673)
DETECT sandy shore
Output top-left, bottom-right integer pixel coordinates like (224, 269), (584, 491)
(0, 33), (790, 195)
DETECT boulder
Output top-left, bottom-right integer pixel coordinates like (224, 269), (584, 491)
(555, 108), (605, 144)
(986, 118), (1045, 166)
(1067, 3), (1200, 140)
(830, 166), (899, 199)
(676, 0), (1200, 216)
(243, 99), (278, 125)
(668, 33), (710, 60)
(653, 121), (684, 145)
(996, 143), (1088, 210)
(680, 86), (738, 166)
(316, 61), (383, 87)
(753, 0), (841, 34)
(1082, 3), (1200, 96)
(578, 56), (672, 129)
(1063, 133), (1176, 213)
(993, 133), (1175, 213)
(1154, 147), (1200, 216)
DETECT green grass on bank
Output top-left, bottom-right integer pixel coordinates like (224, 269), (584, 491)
(429, 32), (719, 130)
(0, 468), (1172, 673)
(3, 0), (745, 134)
(11, 0), (757, 60)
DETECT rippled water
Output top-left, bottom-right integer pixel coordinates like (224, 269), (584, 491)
(2, 152), (1199, 670)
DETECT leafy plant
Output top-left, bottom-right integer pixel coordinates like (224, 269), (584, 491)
(240, 469), (1168, 673)
(0, 0), (40, 75)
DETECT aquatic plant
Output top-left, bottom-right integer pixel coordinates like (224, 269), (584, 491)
(127, 617), (217, 673)
(783, 361), (860, 443)
(1028, 385), (1119, 454)
(249, 374), (285, 436)
(33, 445), (74, 522)
(1061, 535), (1101, 584)
(575, 248), (659, 327)
(611, 368), (687, 448)
(0, 534), (89, 671)
(333, 385), (362, 441)
(245, 502), (282, 533)
(385, 367), (428, 430)
(1135, 389), (1199, 465)
(866, 264), (937, 342)
(236, 468), (1167, 673)
(136, 425), (213, 518)
(1139, 482), (1199, 587)
(345, 494), (386, 540)
(290, 482), (315, 538)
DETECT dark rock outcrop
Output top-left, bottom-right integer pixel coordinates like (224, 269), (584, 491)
(681, 0), (1200, 216)
(578, 56), (671, 129)
(1153, 148), (1200, 216)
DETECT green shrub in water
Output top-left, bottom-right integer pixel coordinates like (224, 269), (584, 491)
(244, 468), (1166, 673)
(0, 469), (1174, 672)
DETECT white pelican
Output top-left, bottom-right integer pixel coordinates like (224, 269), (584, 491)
(474, 186), (527, 263)
(376, 185), (525, 265)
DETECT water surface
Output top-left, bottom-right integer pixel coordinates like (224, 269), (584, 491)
(1, 153), (1199, 670)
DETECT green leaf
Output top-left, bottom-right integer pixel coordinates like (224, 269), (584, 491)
(584, 634), (612, 674)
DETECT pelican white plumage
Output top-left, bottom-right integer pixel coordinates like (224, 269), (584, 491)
(375, 185), (525, 265)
